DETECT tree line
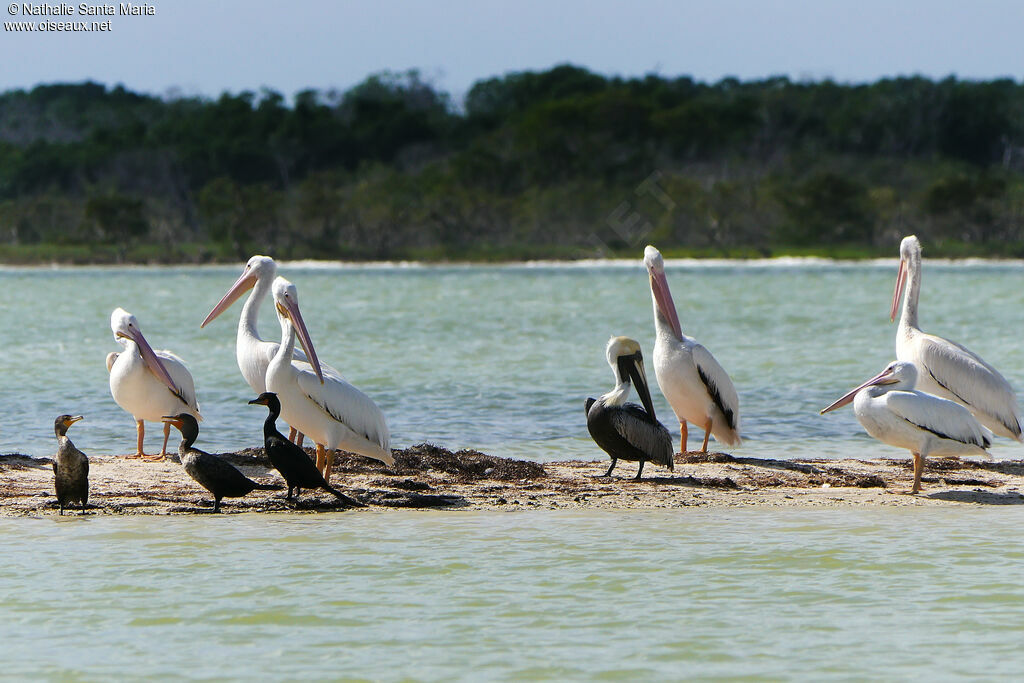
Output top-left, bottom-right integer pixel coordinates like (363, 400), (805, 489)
(1, 66), (1023, 262)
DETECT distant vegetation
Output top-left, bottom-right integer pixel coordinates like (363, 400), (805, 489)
(2, 66), (1024, 263)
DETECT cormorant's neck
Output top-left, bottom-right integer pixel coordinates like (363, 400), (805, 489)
(262, 403), (285, 440)
(177, 425), (198, 452)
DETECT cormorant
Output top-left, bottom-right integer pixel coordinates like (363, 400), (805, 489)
(161, 413), (280, 512)
(53, 414), (88, 515)
(248, 392), (363, 507)
(586, 337), (674, 479)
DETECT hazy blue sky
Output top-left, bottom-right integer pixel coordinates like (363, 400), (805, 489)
(2, 0), (1022, 100)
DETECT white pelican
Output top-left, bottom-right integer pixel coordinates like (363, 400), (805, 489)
(266, 277), (393, 482)
(643, 245), (741, 453)
(821, 360), (991, 494)
(199, 255), (342, 444)
(586, 336), (674, 479)
(108, 307), (201, 460)
(891, 235), (1022, 440)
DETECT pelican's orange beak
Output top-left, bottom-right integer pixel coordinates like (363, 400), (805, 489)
(820, 366), (899, 414)
(201, 265), (258, 328)
(117, 327), (180, 396)
(890, 257), (907, 323)
(647, 267), (682, 339)
(277, 298), (325, 385)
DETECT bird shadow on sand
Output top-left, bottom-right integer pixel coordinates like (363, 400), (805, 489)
(625, 474), (741, 489)
(678, 452), (819, 474)
(356, 490), (468, 508)
(925, 490), (1024, 505)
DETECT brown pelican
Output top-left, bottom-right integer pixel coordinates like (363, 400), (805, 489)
(891, 235), (1022, 440)
(52, 414), (88, 515)
(248, 392), (363, 506)
(161, 413), (280, 512)
(586, 336), (674, 479)
(266, 277), (393, 483)
(108, 308), (201, 460)
(644, 245), (741, 453)
(821, 360), (991, 494)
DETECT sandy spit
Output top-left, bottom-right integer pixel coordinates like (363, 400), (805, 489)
(2, 444), (1023, 516)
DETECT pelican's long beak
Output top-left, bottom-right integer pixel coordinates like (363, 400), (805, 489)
(201, 268), (257, 328)
(622, 352), (657, 420)
(648, 267), (683, 339)
(118, 328), (180, 395)
(820, 367), (899, 414)
(277, 299), (324, 385)
(889, 257), (907, 323)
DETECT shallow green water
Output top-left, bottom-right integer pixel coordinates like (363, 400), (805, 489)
(5, 509), (1024, 680)
(5, 260), (1024, 678)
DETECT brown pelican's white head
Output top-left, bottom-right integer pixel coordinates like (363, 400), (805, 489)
(605, 336), (658, 419)
(110, 308), (180, 394)
(890, 235), (922, 322)
(643, 245), (682, 339)
(201, 255), (278, 328)
(271, 276), (324, 384)
(820, 361), (917, 414)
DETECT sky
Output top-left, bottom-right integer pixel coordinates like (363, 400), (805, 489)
(1, 0), (1022, 101)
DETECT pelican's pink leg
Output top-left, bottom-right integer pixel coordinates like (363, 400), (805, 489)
(121, 419), (145, 459)
(315, 444), (326, 476)
(287, 427), (306, 447)
(142, 422), (169, 461)
(679, 421), (688, 454)
(700, 418), (712, 453)
(911, 452), (923, 494)
(324, 449), (335, 484)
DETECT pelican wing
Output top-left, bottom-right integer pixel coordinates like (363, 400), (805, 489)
(609, 404), (674, 469)
(154, 349), (202, 418)
(691, 343), (740, 431)
(256, 341), (346, 381)
(917, 333), (1021, 438)
(295, 366), (390, 453)
(885, 390), (992, 450)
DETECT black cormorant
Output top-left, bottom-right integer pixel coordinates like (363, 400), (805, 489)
(53, 414), (88, 515)
(161, 413), (280, 512)
(248, 392), (363, 507)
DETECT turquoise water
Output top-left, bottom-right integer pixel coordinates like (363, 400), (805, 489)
(5, 260), (1024, 679)
(4, 509), (1024, 680)
(4, 260), (1024, 462)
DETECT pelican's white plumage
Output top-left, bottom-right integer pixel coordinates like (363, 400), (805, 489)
(200, 255), (343, 394)
(643, 245), (740, 453)
(892, 235), (1022, 441)
(108, 308), (201, 458)
(821, 360), (991, 493)
(266, 277), (392, 482)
